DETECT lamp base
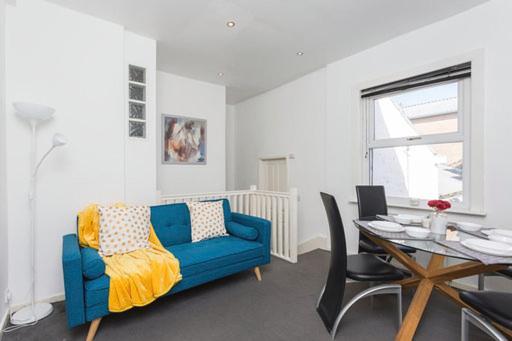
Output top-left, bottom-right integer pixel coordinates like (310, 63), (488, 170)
(10, 303), (53, 325)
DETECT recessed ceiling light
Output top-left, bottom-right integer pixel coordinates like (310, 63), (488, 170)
(296, 51), (304, 56)
(226, 20), (236, 28)
(217, 72), (224, 77)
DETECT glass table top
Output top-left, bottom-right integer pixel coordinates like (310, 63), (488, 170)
(353, 219), (479, 261)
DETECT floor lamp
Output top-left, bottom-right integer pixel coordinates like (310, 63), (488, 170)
(11, 102), (67, 325)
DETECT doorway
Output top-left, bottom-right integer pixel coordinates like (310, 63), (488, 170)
(258, 156), (289, 192)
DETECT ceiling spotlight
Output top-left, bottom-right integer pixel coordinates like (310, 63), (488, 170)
(217, 72), (224, 77)
(226, 20), (236, 28)
(296, 51), (304, 56)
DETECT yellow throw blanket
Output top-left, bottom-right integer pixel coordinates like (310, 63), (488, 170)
(78, 204), (182, 313)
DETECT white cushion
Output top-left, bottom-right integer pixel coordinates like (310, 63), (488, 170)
(98, 206), (151, 256)
(186, 201), (228, 242)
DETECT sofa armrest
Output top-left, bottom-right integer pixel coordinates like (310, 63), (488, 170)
(81, 247), (105, 280)
(62, 234), (86, 328)
(226, 222), (258, 241)
(231, 213), (271, 264)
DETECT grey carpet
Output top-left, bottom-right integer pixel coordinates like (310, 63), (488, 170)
(3, 250), (490, 341)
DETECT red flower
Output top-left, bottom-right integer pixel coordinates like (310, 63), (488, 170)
(428, 200), (451, 211)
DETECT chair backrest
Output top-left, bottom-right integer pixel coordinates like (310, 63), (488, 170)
(317, 192), (347, 332)
(356, 185), (388, 220)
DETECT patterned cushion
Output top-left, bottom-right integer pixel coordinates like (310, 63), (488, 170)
(98, 206), (151, 256)
(186, 201), (228, 242)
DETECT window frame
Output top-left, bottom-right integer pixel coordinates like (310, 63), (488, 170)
(362, 78), (472, 210)
(128, 64), (147, 139)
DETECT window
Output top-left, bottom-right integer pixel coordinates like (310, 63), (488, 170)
(362, 63), (471, 209)
(128, 65), (146, 138)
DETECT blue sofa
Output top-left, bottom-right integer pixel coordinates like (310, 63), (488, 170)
(62, 199), (271, 334)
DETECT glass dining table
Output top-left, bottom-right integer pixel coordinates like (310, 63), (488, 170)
(353, 219), (512, 341)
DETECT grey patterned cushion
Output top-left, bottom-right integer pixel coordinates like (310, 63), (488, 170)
(98, 206), (151, 256)
(186, 201), (228, 242)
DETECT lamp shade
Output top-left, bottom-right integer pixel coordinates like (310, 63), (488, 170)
(13, 102), (55, 122)
(52, 133), (67, 147)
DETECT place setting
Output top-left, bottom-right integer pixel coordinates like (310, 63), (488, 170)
(437, 223), (512, 265)
(364, 214), (434, 241)
(351, 188), (512, 341)
(364, 200), (512, 264)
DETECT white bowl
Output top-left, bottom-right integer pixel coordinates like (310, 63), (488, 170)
(395, 214), (423, 225)
(488, 234), (512, 245)
(457, 222), (483, 232)
(405, 226), (431, 239)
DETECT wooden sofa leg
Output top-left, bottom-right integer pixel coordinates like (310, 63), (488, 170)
(254, 267), (262, 281)
(86, 318), (102, 341)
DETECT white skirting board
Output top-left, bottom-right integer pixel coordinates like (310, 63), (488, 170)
(0, 309), (9, 338)
(8, 293), (65, 313)
(298, 235), (328, 255)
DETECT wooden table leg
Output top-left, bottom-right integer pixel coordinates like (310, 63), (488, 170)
(395, 255), (445, 341)
(394, 277), (421, 288)
(396, 279), (434, 341)
(359, 228), (512, 340)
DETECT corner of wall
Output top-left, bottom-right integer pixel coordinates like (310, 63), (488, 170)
(0, 0), (8, 323)
(156, 71), (227, 195)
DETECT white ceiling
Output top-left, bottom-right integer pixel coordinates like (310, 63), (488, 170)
(46, 0), (488, 104)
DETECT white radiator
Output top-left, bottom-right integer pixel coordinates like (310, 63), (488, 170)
(160, 186), (299, 263)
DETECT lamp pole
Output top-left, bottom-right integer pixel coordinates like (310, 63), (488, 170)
(11, 102), (67, 325)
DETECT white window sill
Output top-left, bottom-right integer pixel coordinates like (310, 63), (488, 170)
(348, 199), (486, 217)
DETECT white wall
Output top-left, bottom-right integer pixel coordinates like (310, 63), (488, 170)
(124, 32), (158, 204)
(157, 71), (226, 195)
(5, 0), (157, 304)
(234, 69), (327, 244)
(233, 0), (512, 290)
(226, 104), (236, 190)
(0, 0), (8, 322)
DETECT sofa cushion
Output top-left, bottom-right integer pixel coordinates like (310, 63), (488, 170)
(208, 199), (232, 223)
(98, 206), (151, 256)
(187, 201), (228, 242)
(84, 275), (109, 308)
(81, 247), (105, 280)
(150, 199), (233, 247)
(150, 203), (191, 247)
(167, 236), (263, 277)
(83, 236), (264, 308)
(226, 222), (258, 241)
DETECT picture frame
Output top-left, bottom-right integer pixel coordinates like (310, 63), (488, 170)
(162, 114), (207, 165)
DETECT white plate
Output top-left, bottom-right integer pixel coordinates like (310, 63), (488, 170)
(394, 214), (423, 225)
(488, 234), (512, 245)
(368, 221), (405, 233)
(491, 229), (512, 238)
(405, 226), (430, 239)
(461, 238), (512, 257)
(457, 222), (483, 232)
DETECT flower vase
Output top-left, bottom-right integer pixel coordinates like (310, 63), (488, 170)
(430, 212), (448, 234)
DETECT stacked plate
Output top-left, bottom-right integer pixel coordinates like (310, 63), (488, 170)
(368, 221), (405, 233)
(482, 229), (512, 245)
(404, 226), (431, 239)
(456, 222), (483, 233)
(461, 238), (512, 257)
(394, 214), (423, 225)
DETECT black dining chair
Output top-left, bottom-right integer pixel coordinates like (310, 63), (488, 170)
(477, 268), (512, 290)
(460, 291), (512, 341)
(356, 185), (416, 258)
(316, 192), (409, 339)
